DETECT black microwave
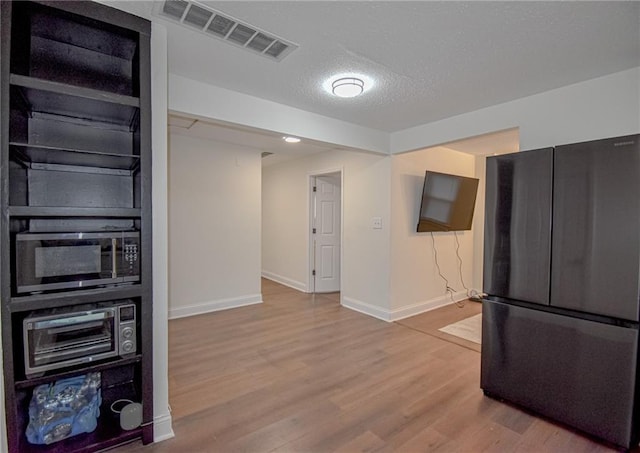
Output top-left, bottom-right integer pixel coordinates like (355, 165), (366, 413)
(15, 231), (140, 294)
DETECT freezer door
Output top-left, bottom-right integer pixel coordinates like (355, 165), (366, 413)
(484, 149), (553, 304)
(551, 135), (640, 321)
(481, 299), (640, 448)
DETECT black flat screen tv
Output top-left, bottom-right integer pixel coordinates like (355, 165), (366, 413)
(417, 171), (479, 232)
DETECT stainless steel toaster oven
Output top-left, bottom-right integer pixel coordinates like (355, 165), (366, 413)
(23, 302), (136, 377)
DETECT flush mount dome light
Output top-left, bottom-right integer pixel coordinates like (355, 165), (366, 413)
(332, 77), (364, 98)
(283, 136), (301, 143)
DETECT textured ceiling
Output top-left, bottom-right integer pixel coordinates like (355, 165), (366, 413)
(107, 1), (638, 158)
(161, 1), (640, 132)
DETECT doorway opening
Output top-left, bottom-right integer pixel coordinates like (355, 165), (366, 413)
(308, 170), (342, 294)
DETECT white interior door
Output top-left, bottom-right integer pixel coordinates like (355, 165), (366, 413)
(313, 175), (341, 292)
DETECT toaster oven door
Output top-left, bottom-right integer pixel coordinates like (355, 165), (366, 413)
(24, 309), (117, 376)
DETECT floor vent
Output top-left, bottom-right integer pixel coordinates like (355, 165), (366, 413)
(157, 0), (298, 61)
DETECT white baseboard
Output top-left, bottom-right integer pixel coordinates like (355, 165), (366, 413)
(153, 412), (175, 443)
(261, 271), (308, 292)
(341, 297), (393, 322)
(389, 291), (468, 321)
(342, 291), (468, 323)
(168, 294), (262, 320)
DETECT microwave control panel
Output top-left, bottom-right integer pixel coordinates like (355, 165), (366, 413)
(123, 241), (139, 276)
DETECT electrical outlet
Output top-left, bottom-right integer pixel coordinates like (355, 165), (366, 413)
(372, 217), (382, 229)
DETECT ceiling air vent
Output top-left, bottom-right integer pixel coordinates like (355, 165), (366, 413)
(157, 0), (298, 61)
(261, 152), (273, 158)
(207, 14), (235, 37)
(183, 4), (212, 28)
(162, 0), (188, 19)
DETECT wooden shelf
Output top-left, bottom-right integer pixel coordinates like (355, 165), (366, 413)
(15, 361), (145, 453)
(11, 74), (139, 107)
(10, 285), (142, 313)
(9, 206), (141, 218)
(14, 355), (142, 389)
(10, 74), (139, 129)
(18, 423), (142, 453)
(10, 142), (140, 171)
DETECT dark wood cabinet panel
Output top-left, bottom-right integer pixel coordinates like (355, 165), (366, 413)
(1, 1), (153, 452)
(10, 143), (140, 171)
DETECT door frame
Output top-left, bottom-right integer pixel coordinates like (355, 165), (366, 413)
(308, 167), (344, 295)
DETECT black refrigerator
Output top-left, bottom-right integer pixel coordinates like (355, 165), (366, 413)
(482, 134), (640, 448)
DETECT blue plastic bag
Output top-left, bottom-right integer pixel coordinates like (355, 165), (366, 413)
(26, 372), (101, 445)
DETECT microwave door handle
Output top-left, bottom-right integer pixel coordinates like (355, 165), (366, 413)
(112, 238), (117, 279)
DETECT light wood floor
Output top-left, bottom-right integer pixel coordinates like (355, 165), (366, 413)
(114, 279), (618, 453)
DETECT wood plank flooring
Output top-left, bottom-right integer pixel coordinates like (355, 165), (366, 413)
(395, 300), (482, 353)
(114, 279), (618, 453)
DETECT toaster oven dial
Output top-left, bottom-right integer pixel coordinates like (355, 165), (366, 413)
(121, 340), (135, 353)
(122, 326), (134, 339)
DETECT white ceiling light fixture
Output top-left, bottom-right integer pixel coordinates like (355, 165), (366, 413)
(283, 136), (301, 143)
(332, 77), (364, 98)
(323, 73), (373, 98)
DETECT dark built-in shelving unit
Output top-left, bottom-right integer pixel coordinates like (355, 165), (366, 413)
(1, 1), (153, 451)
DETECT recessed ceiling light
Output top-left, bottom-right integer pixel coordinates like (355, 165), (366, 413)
(332, 77), (364, 98)
(283, 136), (301, 143)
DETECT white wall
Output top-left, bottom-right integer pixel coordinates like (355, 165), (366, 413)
(169, 74), (389, 155)
(261, 161), (310, 291)
(262, 150), (392, 319)
(150, 22), (174, 442)
(391, 67), (640, 154)
(168, 134), (262, 318)
(391, 69), (640, 301)
(389, 147), (479, 320)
